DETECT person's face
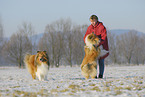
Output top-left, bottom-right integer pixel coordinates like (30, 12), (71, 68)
(90, 19), (97, 26)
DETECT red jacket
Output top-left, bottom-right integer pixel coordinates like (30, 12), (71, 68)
(84, 22), (109, 59)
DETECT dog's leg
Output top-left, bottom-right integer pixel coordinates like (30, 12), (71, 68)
(36, 72), (41, 81)
(38, 74), (41, 81)
(41, 75), (44, 81)
(90, 68), (97, 79)
(90, 74), (96, 79)
(85, 75), (89, 80)
(39, 74), (42, 81)
(31, 73), (36, 80)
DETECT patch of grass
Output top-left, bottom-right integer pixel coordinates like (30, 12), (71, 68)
(68, 93), (74, 96)
(13, 90), (37, 97)
(138, 81), (143, 84)
(134, 80), (143, 84)
(114, 86), (123, 91)
(137, 93), (141, 97)
(23, 92), (37, 97)
(37, 89), (48, 96)
(60, 89), (69, 92)
(0, 89), (9, 92)
(68, 84), (80, 89)
(71, 90), (76, 93)
(60, 81), (64, 83)
(81, 82), (85, 84)
(103, 81), (112, 87)
(124, 86), (132, 90)
(91, 86), (101, 91)
(78, 88), (86, 91)
(57, 86), (60, 88)
(89, 84), (96, 86)
(136, 86), (142, 91)
(10, 86), (20, 88)
(50, 89), (58, 93)
(103, 87), (111, 92)
(120, 82), (124, 85)
(140, 76), (143, 79)
(114, 90), (122, 95)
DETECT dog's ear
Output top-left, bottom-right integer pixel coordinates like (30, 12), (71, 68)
(89, 35), (93, 39)
(92, 32), (97, 36)
(43, 51), (47, 53)
(37, 51), (40, 53)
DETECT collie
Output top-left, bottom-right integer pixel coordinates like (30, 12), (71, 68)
(24, 51), (50, 81)
(81, 33), (101, 80)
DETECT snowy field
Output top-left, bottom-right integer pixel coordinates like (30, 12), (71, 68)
(0, 65), (145, 97)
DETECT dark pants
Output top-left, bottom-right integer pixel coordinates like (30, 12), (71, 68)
(98, 59), (104, 75)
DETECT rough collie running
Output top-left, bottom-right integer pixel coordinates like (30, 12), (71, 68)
(24, 51), (50, 81)
(81, 33), (101, 80)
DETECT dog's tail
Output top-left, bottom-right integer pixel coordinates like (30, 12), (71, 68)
(24, 54), (31, 64)
(24, 54), (31, 72)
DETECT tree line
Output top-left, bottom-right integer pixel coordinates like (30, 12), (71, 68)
(0, 18), (145, 68)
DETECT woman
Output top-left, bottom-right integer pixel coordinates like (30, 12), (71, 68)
(83, 15), (109, 78)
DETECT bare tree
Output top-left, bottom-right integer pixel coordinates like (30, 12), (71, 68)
(3, 26), (32, 68)
(18, 22), (36, 54)
(42, 20), (87, 67)
(141, 35), (145, 65)
(64, 31), (73, 66)
(43, 24), (56, 67)
(108, 31), (118, 64)
(38, 33), (50, 53)
(71, 25), (85, 65)
(0, 16), (4, 64)
(132, 34), (145, 65)
(40, 18), (86, 67)
(0, 17), (3, 43)
(117, 30), (138, 64)
(39, 19), (71, 67)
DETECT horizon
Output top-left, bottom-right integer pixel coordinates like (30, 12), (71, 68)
(3, 29), (144, 39)
(0, 0), (145, 37)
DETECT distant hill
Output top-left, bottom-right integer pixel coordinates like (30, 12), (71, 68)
(31, 33), (44, 44)
(109, 29), (145, 36)
(4, 29), (145, 44)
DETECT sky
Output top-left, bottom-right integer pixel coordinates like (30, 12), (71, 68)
(0, 0), (145, 37)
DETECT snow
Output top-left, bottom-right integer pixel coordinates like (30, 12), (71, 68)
(0, 65), (145, 97)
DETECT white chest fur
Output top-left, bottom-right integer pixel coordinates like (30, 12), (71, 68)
(85, 35), (109, 58)
(36, 63), (48, 81)
(85, 36), (93, 49)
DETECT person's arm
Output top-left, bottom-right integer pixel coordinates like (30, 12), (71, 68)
(93, 26), (107, 48)
(83, 27), (90, 43)
(98, 26), (107, 47)
(99, 52), (109, 59)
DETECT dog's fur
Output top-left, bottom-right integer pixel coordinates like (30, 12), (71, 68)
(81, 33), (101, 80)
(24, 51), (50, 81)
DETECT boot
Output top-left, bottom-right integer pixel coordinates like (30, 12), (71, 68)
(99, 74), (103, 78)
(95, 76), (97, 79)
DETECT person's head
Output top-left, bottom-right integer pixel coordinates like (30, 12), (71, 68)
(89, 15), (98, 26)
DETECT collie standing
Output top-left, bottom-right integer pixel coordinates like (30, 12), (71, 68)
(24, 51), (50, 81)
(81, 33), (101, 80)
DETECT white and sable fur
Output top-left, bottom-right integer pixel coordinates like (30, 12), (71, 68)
(24, 51), (50, 81)
(36, 63), (48, 81)
(81, 33), (101, 79)
(85, 34), (109, 58)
